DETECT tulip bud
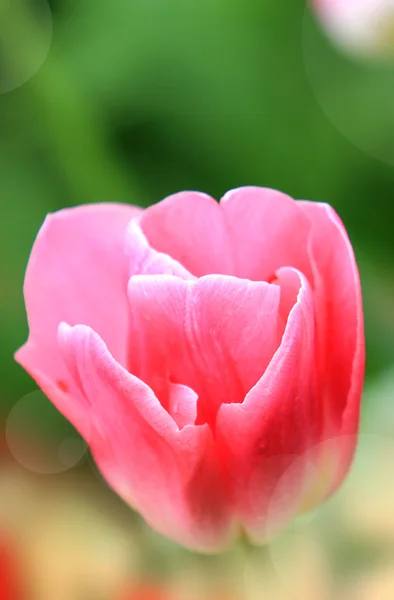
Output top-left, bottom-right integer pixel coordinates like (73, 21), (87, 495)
(15, 188), (364, 552)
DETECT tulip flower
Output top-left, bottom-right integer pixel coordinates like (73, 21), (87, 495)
(16, 187), (364, 551)
(311, 0), (394, 59)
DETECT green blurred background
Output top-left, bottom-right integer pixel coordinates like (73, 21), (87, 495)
(1, 0), (394, 434)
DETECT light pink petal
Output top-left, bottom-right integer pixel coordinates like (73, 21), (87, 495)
(125, 220), (194, 280)
(124, 230), (194, 405)
(299, 201), (365, 484)
(15, 203), (142, 392)
(168, 383), (198, 429)
(216, 268), (319, 542)
(58, 323), (234, 551)
(139, 192), (234, 276)
(128, 274), (281, 427)
(220, 187), (312, 281)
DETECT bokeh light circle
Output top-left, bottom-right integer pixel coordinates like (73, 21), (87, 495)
(6, 390), (88, 474)
(303, 6), (394, 165)
(259, 433), (394, 598)
(0, 0), (53, 94)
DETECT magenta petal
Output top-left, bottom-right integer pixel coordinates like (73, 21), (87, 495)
(216, 268), (318, 541)
(220, 187), (312, 281)
(58, 323), (234, 551)
(128, 274), (282, 426)
(299, 201), (365, 487)
(139, 192), (234, 276)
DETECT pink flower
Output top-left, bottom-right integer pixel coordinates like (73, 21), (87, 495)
(311, 0), (394, 59)
(15, 187), (364, 552)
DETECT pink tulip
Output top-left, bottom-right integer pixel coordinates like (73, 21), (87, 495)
(16, 188), (364, 552)
(311, 0), (394, 58)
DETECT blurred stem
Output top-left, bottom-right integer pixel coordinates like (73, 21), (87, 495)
(234, 538), (274, 599)
(0, 0), (144, 205)
(238, 532), (258, 557)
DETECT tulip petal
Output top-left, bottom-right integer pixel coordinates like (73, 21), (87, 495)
(168, 383), (198, 429)
(125, 220), (194, 280)
(216, 268), (318, 542)
(139, 192), (234, 276)
(128, 274), (282, 427)
(220, 187), (312, 281)
(58, 323), (234, 551)
(299, 201), (365, 480)
(15, 203), (142, 391)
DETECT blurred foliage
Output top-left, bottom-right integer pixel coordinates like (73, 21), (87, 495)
(1, 0), (394, 429)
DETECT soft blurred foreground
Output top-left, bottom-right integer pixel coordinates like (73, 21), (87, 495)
(2, 368), (394, 600)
